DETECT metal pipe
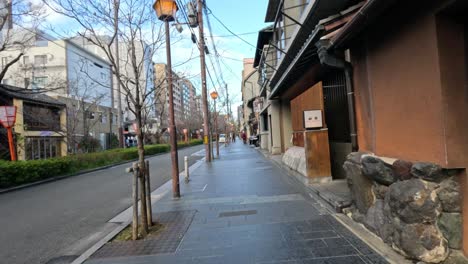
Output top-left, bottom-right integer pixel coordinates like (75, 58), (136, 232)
(316, 40), (358, 151)
(214, 98), (219, 157)
(165, 20), (180, 198)
(184, 156), (189, 183)
(344, 66), (358, 151)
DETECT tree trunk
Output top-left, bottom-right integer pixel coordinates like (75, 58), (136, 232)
(132, 162), (139, 240)
(145, 160), (153, 226)
(135, 106), (148, 235)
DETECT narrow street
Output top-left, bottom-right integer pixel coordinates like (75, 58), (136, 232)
(0, 145), (205, 264)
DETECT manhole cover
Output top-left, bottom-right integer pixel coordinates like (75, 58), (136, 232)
(219, 210), (257, 217)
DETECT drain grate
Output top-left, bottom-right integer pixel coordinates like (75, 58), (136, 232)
(91, 210), (196, 259)
(219, 210), (257, 218)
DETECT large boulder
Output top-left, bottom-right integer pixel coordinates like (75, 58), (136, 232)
(392, 222), (449, 263)
(362, 156), (397, 185)
(364, 199), (387, 238)
(372, 183), (389, 200)
(411, 162), (447, 182)
(344, 161), (375, 214)
(392, 159), (413, 181)
(386, 179), (441, 224)
(346, 151), (371, 164)
(437, 213), (462, 249)
(437, 177), (461, 213)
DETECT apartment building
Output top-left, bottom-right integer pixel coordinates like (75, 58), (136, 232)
(1, 31), (116, 151)
(154, 63), (199, 132)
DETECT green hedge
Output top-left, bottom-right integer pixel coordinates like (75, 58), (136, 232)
(0, 139), (203, 189)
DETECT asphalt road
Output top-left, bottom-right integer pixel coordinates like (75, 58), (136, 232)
(0, 145), (205, 264)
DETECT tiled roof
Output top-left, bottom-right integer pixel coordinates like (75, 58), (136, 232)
(0, 85), (66, 107)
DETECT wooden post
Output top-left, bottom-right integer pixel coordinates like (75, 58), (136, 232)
(139, 162), (148, 236)
(132, 162), (139, 240)
(145, 160), (153, 226)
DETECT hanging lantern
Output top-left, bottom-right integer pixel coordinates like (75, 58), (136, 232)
(153, 0), (178, 22)
(210, 91), (218, 100)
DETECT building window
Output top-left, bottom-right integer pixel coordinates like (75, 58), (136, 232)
(99, 112), (107, 124)
(23, 56), (29, 65)
(1, 57), (8, 68)
(88, 111), (95, 119)
(34, 55), (47, 65)
(33, 76), (48, 88)
(24, 78), (30, 88)
(25, 137), (62, 160)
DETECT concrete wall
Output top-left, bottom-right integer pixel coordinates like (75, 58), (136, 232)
(350, 6), (468, 257)
(351, 14), (448, 165)
(435, 15), (468, 168)
(269, 100), (282, 154)
(280, 99), (293, 151)
(66, 41), (112, 108)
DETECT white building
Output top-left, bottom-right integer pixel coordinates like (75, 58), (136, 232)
(71, 36), (155, 122)
(1, 32), (113, 107)
(1, 30), (116, 151)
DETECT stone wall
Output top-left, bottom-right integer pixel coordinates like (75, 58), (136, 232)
(282, 146), (307, 177)
(343, 152), (465, 263)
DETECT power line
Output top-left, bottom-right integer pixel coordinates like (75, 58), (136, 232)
(211, 31), (258, 38)
(203, 5), (257, 49)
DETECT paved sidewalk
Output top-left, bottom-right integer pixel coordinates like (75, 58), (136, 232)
(85, 141), (388, 264)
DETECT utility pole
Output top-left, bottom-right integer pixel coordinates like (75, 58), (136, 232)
(114, 0), (124, 148)
(197, 0), (211, 162)
(165, 22), (180, 198)
(225, 83), (230, 143)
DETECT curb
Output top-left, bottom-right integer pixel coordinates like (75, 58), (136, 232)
(0, 144), (203, 195)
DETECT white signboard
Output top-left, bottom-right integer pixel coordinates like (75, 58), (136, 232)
(303, 110), (323, 129)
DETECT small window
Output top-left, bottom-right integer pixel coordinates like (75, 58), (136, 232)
(88, 111), (95, 119)
(23, 56), (29, 65)
(99, 112), (107, 124)
(34, 55), (47, 65)
(1, 57), (8, 68)
(33, 76), (48, 88)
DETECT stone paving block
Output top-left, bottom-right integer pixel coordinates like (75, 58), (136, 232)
(362, 254), (389, 264)
(309, 245), (359, 258)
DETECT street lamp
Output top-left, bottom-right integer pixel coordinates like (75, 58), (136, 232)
(0, 106), (17, 161)
(210, 91), (219, 158)
(153, 0), (180, 198)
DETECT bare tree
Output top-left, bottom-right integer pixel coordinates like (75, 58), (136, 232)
(45, 0), (169, 237)
(0, 0), (45, 84)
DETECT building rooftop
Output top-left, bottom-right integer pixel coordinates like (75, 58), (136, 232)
(0, 85), (66, 107)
